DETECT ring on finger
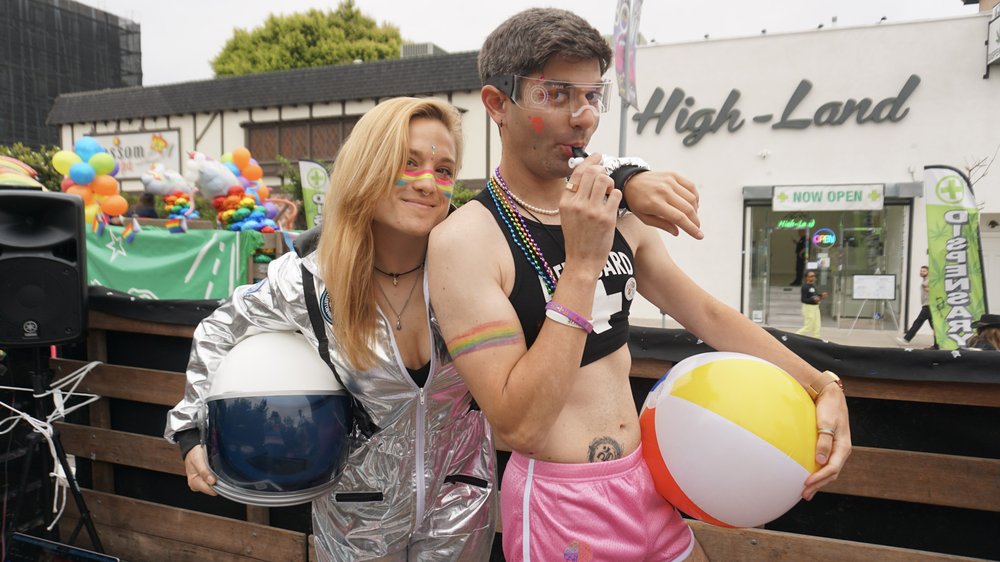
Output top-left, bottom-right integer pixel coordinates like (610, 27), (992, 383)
(817, 427), (836, 437)
(564, 181), (578, 193)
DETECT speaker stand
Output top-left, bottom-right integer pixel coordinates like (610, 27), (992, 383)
(6, 348), (104, 553)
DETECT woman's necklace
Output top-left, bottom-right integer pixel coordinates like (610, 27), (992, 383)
(375, 269), (421, 330)
(505, 188), (559, 216)
(374, 262), (423, 286)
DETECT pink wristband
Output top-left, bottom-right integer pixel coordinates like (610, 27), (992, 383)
(544, 301), (593, 333)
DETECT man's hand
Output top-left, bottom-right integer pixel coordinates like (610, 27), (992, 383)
(184, 444), (218, 495)
(622, 170), (703, 239)
(803, 385), (852, 501)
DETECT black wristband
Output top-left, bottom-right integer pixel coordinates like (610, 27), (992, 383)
(175, 428), (202, 461)
(609, 165), (647, 211)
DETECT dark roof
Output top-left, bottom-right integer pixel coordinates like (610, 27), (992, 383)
(48, 51), (481, 125)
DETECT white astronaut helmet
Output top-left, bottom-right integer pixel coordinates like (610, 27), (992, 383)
(202, 331), (352, 506)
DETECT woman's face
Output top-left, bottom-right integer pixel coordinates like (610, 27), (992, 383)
(372, 117), (457, 238)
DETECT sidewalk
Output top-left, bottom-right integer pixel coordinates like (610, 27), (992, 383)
(632, 317), (937, 349)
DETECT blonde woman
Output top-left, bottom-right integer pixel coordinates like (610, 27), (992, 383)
(166, 98), (497, 561)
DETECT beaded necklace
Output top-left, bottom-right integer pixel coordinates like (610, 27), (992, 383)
(487, 168), (557, 295)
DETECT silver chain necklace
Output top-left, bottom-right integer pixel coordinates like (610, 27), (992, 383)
(375, 268), (421, 330)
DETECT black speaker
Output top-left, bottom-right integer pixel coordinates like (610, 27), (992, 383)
(0, 191), (87, 347)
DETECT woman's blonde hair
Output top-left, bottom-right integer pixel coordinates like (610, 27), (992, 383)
(970, 326), (1000, 351)
(316, 97), (463, 370)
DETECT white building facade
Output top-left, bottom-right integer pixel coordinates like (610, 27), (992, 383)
(52, 14), (999, 332)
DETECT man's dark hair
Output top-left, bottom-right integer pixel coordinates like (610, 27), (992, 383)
(478, 8), (613, 84)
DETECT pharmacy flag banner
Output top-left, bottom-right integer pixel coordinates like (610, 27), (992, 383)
(87, 226), (263, 300)
(299, 159), (329, 228)
(923, 166), (988, 349)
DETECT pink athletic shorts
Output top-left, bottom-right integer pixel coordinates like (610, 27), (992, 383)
(501, 444), (694, 562)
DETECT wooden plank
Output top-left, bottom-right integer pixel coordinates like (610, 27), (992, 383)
(56, 423), (185, 477)
(50, 358), (185, 406)
(246, 505), (270, 525)
(489, 442), (999, 512)
(59, 518), (281, 562)
(88, 311), (196, 338)
(83, 328), (115, 492)
(842, 377), (1000, 408)
(630, 358), (1000, 407)
(825, 446), (1000, 512)
(690, 520), (989, 562)
(63, 489), (307, 561)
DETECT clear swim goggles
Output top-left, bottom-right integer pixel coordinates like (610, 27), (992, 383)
(485, 74), (612, 115)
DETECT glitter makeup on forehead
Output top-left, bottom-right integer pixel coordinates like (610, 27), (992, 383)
(397, 169), (455, 199)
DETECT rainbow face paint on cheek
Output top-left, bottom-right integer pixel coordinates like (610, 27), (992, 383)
(398, 169), (455, 200)
(447, 320), (522, 360)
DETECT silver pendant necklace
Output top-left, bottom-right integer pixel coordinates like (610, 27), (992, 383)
(375, 269), (421, 330)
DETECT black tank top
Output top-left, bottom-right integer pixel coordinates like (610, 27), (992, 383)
(475, 188), (635, 366)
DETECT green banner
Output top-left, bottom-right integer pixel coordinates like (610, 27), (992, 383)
(923, 166), (987, 349)
(87, 226), (263, 300)
(299, 159), (329, 229)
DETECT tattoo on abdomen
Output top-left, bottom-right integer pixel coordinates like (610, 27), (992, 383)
(588, 436), (623, 462)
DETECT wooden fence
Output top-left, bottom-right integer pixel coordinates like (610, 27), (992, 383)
(48, 312), (999, 561)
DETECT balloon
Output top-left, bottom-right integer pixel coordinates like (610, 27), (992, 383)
(263, 202), (278, 219)
(74, 137), (104, 162)
(224, 162), (241, 176)
(243, 162), (263, 182)
(84, 203), (101, 225)
(640, 352), (817, 528)
(60, 176), (76, 191)
(238, 176), (251, 188)
(91, 175), (119, 196)
(231, 147), (251, 170)
(219, 152), (233, 163)
(110, 161), (120, 177)
(256, 185), (269, 200)
(66, 186), (94, 205)
(52, 150), (82, 175)
(69, 162), (96, 186)
(100, 194), (129, 216)
(88, 153), (115, 176)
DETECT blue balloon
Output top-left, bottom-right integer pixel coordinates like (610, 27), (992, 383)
(225, 162), (241, 176)
(241, 220), (261, 231)
(69, 162), (96, 186)
(74, 137), (104, 163)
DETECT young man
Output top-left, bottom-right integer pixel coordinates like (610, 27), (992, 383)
(796, 270), (827, 338)
(429, 8), (851, 561)
(898, 265), (933, 346)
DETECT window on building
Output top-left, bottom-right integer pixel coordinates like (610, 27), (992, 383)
(245, 116), (359, 171)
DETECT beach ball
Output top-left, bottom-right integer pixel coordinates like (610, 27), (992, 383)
(639, 352), (818, 528)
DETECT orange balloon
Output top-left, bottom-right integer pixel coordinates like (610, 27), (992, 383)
(92, 174), (119, 196)
(232, 147), (251, 170)
(101, 194), (129, 216)
(243, 162), (263, 182)
(66, 185), (94, 205)
(256, 185), (270, 201)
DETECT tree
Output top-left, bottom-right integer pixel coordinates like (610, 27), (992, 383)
(212, 1), (402, 77)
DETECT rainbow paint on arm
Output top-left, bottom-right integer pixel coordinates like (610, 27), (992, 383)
(446, 320), (523, 361)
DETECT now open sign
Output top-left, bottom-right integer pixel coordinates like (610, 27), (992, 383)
(772, 184), (884, 211)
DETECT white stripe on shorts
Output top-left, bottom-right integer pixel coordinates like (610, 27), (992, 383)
(523, 458), (535, 562)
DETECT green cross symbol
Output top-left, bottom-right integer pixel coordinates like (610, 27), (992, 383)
(776, 192), (788, 203)
(936, 176), (964, 204)
(868, 189), (881, 202)
(307, 168), (326, 189)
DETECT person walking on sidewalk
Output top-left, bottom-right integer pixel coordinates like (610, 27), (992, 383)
(898, 265), (936, 348)
(796, 270), (827, 338)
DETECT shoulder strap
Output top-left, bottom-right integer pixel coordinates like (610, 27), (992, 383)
(300, 263), (379, 439)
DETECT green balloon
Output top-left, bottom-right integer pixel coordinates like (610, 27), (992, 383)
(88, 153), (115, 176)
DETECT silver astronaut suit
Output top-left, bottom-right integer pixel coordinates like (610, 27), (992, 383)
(165, 249), (498, 561)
